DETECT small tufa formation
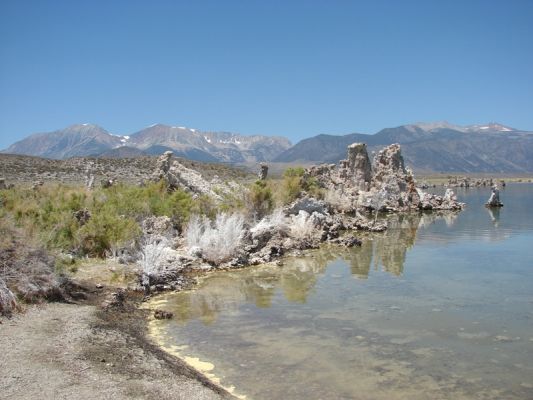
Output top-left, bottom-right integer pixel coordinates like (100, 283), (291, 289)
(0, 178), (6, 190)
(258, 163), (269, 180)
(485, 184), (504, 208)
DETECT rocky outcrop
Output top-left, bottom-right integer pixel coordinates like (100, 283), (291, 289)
(418, 188), (464, 211)
(307, 143), (464, 213)
(485, 185), (504, 208)
(151, 151), (243, 201)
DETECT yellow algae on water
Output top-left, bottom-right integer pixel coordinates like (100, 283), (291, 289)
(144, 296), (247, 400)
(184, 356), (215, 372)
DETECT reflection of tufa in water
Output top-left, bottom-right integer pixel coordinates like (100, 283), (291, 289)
(486, 206), (501, 227)
(161, 211), (461, 324)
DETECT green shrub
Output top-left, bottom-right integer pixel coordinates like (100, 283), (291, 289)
(0, 182), (199, 257)
(249, 180), (274, 218)
(280, 167), (324, 204)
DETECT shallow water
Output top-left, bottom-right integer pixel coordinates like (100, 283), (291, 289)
(151, 184), (533, 400)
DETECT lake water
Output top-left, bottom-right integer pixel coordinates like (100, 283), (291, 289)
(149, 184), (533, 400)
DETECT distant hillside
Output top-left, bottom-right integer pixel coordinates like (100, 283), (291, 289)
(97, 146), (148, 158)
(0, 153), (254, 186)
(274, 122), (533, 173)
(2, 123), (292, 163)
(3, 124), (124, 159)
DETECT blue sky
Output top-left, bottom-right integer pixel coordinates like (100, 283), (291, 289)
(1, 0), (532, 148)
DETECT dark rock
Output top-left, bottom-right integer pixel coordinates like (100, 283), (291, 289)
(73, 208), (91, 225)
(154, 309), (173, 320)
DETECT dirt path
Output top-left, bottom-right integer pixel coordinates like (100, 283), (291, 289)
(0, 303), (232, 400)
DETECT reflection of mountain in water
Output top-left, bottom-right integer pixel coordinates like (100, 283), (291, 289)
(164, 212), (462, 324)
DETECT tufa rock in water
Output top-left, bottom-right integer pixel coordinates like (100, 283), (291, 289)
(485, 184), (504, 208)
(306, 143), (464, 212)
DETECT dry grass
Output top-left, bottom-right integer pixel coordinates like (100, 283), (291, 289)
(0, 216), (65, 313)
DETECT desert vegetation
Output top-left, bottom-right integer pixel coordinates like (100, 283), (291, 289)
(0, 166), (312, 313)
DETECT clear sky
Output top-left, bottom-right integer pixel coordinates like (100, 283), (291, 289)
(1, 0), (532, 148)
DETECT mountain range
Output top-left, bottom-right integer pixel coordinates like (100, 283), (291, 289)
(3, 121), (533, 173)
(275, 122), (533, 173)
(2, 124), (291, 163)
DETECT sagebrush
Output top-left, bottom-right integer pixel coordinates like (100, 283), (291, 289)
(185, 213), (245, 265)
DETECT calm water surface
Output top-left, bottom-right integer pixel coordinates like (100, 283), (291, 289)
(151, 184), (533, 400)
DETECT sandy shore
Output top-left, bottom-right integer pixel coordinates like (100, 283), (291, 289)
(0, 301), (233, 400)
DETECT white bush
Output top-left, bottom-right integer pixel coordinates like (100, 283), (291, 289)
(139, 237), (178, 286)
(290, 210), (317, 240)
(251, 208), (287, 235)
(185, 212), (245, 265)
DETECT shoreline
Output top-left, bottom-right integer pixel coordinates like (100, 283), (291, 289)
(143, 296), (248, 399)
(0, 286), (234, 400)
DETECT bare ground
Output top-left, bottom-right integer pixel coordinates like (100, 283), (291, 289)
(0, 300), (233, 400)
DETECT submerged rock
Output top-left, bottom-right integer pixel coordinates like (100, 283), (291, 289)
(154, 309), (173, 319)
